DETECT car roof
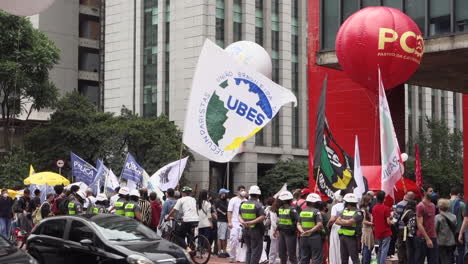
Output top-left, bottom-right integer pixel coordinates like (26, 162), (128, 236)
(40, 213), (126, 224)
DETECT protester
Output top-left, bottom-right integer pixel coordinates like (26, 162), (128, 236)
(415, 184), (438, 264)
(32, 189), (41, 210)
(360, 193), (374, 264)
(449, 186), (465, 264)
(160, 188), (177, 225)
(125, 190), (142, 221)
(336, 193), (362, 264)
(293, 189), (310, 210)
(112, 187), (129, 216)
(83, 188), (96, 213)
(328, 190), (346, 263)
(215, 188), (230, 258)
(197, 190), (214, 245)
(109, 186), (120, 207)
(318, 201), (330, 264)
(0, 189), (13, 238)
(268, 198), (280, 264)
(14, 189), (33, 232)
(275, 191), (298, 264)
(297, 193), (323, 264)
(68, 190), (86, 215)
(435, 198), (457, 264)
(138, 188), (152, 226)
(94, 193), (108, 213)
(168, 186), (199, 250)
(239, 185), (265, 264)
(372, 190), (392, 264)
(149, 192), (162, 230)
(51, 185), (66, 215)
(401, 200), (417, 264)
(40, 193), (54, 219)
(228, 185), (246, 263)
(395, 191), (415, 264)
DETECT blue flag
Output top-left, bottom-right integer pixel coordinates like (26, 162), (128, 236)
(121, 153), (144, 185)
(89, 159), (106, 194)
(70, 152), (97, 185)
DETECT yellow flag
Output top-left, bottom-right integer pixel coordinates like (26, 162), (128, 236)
(29, 165), (35, 177)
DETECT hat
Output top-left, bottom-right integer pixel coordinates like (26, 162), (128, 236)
(306, 193), (322, 203)
(119, 187), (129, 195)
(76, 191), (86, 200)
(181, 186), (193, 193)
(96, 193), (107, 202)
(248, 185), (261, 195)
(130, 189), (140, 197)
(278, 191), (293, 201)
(219, 188), (230, 194)
(343, 193), (358, 203)
(301, 188), (311, 196)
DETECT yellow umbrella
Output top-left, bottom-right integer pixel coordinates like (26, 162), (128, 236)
(7, 189), (19, 198)
(24, 171), (70, 186)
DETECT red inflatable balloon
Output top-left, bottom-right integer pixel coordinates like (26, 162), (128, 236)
(336, 7), (424, 91)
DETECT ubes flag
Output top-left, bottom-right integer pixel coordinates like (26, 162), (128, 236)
(148, 157), (189, 191)
(183, 39), (297, 162)
(70, 152), (97, 185)
(379, 69), (403, 198)
(121, 153), (144, 185)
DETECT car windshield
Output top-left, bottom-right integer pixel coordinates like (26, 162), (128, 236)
(0, 235), (11, 249)
(91, 216), (160, 242)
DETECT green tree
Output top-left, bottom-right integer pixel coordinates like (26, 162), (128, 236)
(0, 146), (35, 189)
(258, 159), (309, 198)
(405, 118), (463, 196)
(0, 11), (60, 150)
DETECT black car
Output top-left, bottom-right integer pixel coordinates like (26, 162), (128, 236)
(0, 233), (37, 264)
(27, 214), (193, 264)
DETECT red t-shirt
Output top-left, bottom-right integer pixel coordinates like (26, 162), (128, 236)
(372, 203), (392, 239)
(416, 200), (436, 238)
(150, 200), (162, 228)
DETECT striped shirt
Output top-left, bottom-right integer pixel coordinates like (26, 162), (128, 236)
(139, 199), (152, 226)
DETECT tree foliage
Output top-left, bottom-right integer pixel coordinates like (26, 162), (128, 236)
(405, 118), (463, 196)
(0, 11), (60, 149)
(258, 159), (309, 198)
(0, 146), (35, 189)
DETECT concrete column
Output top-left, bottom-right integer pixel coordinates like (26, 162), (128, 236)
(224, 0), (233, 45)
(446, 92), (455, 131)
(243, 0), (255, 41)
(433, 90), (441, 120)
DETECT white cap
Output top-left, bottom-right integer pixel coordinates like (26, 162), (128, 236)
(343, 193), (358, 203)
(119, 187), (129, 195)
(278, 191), (293, 201)
(334, 190), (343, 202)
(248, 185), (261, 195)
(306, 193), (322, 203)
(76, 190), (86, 200)
(96, 193), (107, 202)
(130, 189), (140, 197)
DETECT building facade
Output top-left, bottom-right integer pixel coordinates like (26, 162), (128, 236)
(104, 0), (309, 192)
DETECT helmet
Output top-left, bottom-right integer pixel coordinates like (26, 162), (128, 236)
(76, 191), (86, 200)
(343, 193), (358, 203)
(181, 186), (193, 193)
(130, 190), (140, 197)
(119, 187), (129, 195)
(306, 193), (322, 203)
(248, 185), (261, 195)
(218, 188), (230, 195)
(301, 188), (311, 196)
(278, 191), (293, 201)
(96, 193), (107, 202)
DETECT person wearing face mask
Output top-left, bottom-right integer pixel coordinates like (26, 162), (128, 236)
(0, 189), (13, 238)
(215, 188), (230, 258)
(228, 185), (247, 263)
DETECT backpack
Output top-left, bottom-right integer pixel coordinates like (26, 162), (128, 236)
(58, 197), (69, 215)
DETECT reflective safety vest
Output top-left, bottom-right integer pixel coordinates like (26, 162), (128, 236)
(68, 202), (77, 215)
(299, 209), (316, 228)
(125, 202), (136, 218)
(114, 201), (126, 216)
(240, 202), (257, 228)
(278, 207), (294, 230)
(338, 209), (357, 236)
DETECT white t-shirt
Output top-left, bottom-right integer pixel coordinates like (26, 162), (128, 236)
(331, 202), (345, 217)
(174, 196), (199, 222)
(198, 201), (212, 228)
(228, 196), (245, 224)
(84, 196), (97, 209)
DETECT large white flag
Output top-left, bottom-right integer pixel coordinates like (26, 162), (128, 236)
(183, 39), (297, 162)
(353, 136), (365, 199)
(106, 169), (120, 192)
(379, 69), (403, 198)
(148, 157), (189, 191)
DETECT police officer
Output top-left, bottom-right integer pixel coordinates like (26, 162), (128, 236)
(93, 193), (108, 213)
(336, 193), (362, 264)
(125, 190), (142, 221)
(275, 191), (298, 264)
(297, 193), (323, 264)
(112, 187), (129, 216)
(68, 190), (86, 215)
(239, 185), (265, 264)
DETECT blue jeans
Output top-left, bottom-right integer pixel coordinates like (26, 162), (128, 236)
(414, 236), (438, 264)
(0, 217), (11, 239)
(377, 236), (391, 264)
(361, 245), (372, 264)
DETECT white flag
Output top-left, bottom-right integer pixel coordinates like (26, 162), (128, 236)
(379, 69), (402, 198)
(149, 157), (189, 191)
(273, 183), (288, 199)
(353, 136), (365, 199)
(106, 169), (120, 192)
(183, 39), (297, 162)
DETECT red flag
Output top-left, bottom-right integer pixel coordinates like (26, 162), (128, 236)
(415, 144), (423, 190)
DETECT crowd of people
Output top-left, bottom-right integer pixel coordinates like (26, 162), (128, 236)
(1, 182), (468, 264)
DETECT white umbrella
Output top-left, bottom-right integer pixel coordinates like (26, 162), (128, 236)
(65, 182), (88, 192)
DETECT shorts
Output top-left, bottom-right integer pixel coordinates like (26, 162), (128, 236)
(217, 221), (229, 240)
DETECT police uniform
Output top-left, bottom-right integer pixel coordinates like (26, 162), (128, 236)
(68, 199), (83, 215)
(114, 198), (127, 216)
(239, 198), (265, 264)
(298, 206), (323, 264)
(338, 207), (362, 264)
(277, 205), (298, 264)
(124, 200), (141, 219)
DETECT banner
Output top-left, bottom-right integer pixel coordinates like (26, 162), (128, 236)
(70, 152), (97, 185)
(183, 39), (297, 162)
(353, 136), (367, 199)
(148, 157), (189, 192)
(313, 76), (356, 199)
(121, 153), (144, 185)
(90, 160), (119, 194)
(379, 69), (403, 198)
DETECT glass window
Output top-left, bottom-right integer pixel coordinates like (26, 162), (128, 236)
(405, 0), (425, 34)
(441, 91), (446, 120)
(255, 27), (263, 45)
(41, 220), (66, 239)
(233, 0), (242, 41)
(455, 0), (468, 32)
(418, 87), (423, 111)
(453, 93), (458, 128)
(255, 0), (263, 46)
(343, 0), (359, 21)
(255, 130), (264, 146)
(272, 115), (280, 147)
(143, 0), (158, 117)
(292, 106), (299, 148)
(429, 0), (450, 36)
(79, 82), (99, 106)
(216, 0), (225, 47)
(92, 216), (159, 241)
(383, 0), (402, 10)
(362, 0), (380, 7)
(69, 221), (94, 243)
(322, 0), (339, 49)
(79, 50), (99, 72)
(431, 89), (436, 118)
